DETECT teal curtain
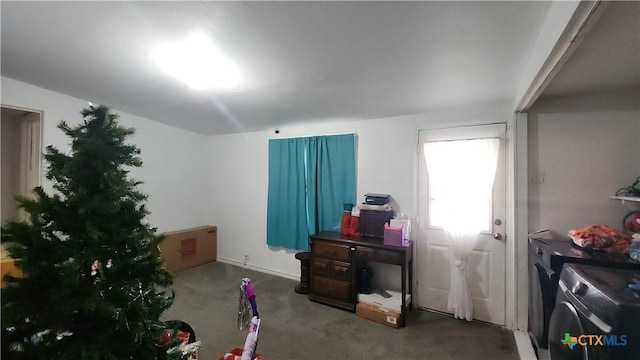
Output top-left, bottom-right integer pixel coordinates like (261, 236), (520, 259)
(267, 134), (355, 250)
(266, 137), (310, 251)
(311, 135), (356, 234)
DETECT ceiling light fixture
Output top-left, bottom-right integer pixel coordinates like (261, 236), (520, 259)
(153, 32), (241, 90)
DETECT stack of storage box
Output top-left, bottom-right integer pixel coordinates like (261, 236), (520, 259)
(359, 193), (393, 238)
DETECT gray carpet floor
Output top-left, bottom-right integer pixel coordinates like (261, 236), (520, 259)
(161, 262), (519, 360)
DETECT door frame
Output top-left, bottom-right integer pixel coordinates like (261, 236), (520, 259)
(417, 123), (507, 325)
(413, 115), (526, 330)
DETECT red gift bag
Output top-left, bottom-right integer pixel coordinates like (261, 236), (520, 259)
(340, 211), (351, 235)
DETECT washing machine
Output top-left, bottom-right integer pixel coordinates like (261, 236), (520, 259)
(548, 264), (640, 360)
(528, 235), (640, 352)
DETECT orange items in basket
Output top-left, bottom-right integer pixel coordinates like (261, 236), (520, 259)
(219, 348), (264, 360)
(176, 331), (190, 346)
(568, 224), (631, 252)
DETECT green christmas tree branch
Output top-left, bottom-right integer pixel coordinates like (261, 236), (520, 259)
(1, 105), (187, 359)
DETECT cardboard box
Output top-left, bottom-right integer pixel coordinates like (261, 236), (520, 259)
(358, 290), (411, 312)
(159, 226), (217, 273)
(356, 302), (401, 328)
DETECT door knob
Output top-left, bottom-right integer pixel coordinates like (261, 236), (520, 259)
(493, 233), (503, 241)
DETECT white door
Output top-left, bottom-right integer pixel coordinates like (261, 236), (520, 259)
(417, 123), (506, 325)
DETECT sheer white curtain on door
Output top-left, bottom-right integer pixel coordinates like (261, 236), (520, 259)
(424, 138), (499, 321)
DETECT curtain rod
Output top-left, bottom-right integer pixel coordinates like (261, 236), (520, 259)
(269, 132), (357, 140)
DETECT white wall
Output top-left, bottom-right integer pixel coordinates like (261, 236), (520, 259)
(1, 76), (513, 281)
(528, 89), (640, 237)
(513, 0), (581, 110)
(206, 101), (514, 281)
(1, 77), (210, 233)
(2, 76), (522, 322)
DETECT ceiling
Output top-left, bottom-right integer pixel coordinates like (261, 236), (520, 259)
(1, 1), (637, 136)
(539, 1), (640, 99)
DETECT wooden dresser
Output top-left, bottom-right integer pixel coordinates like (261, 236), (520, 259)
(309, 231), (413, 327)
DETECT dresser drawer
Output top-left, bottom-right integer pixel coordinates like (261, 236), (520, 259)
(356, 246), (402, 264)
(311, 276), (352, 301)
(311, 257), (352, 281)
(313, 240), (351, 262)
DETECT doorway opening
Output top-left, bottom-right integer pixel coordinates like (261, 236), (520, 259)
(1, 106), (43, 225)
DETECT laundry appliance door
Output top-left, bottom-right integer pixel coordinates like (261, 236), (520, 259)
(549, 263), (640, 360)
(548, 299), (589, 360)
(529, 261), (555, 349)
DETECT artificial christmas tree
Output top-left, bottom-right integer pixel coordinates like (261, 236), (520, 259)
(1, 105), (189, 359)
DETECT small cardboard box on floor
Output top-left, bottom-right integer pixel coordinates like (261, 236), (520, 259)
(356, 302), (401, 328)
(159, 226), (217, 273)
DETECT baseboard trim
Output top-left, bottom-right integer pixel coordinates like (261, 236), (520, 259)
(217, 257), (299, 281)
(514, 330), (537, 360)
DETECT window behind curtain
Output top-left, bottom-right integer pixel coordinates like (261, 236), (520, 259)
(267, 134), (355, 250)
